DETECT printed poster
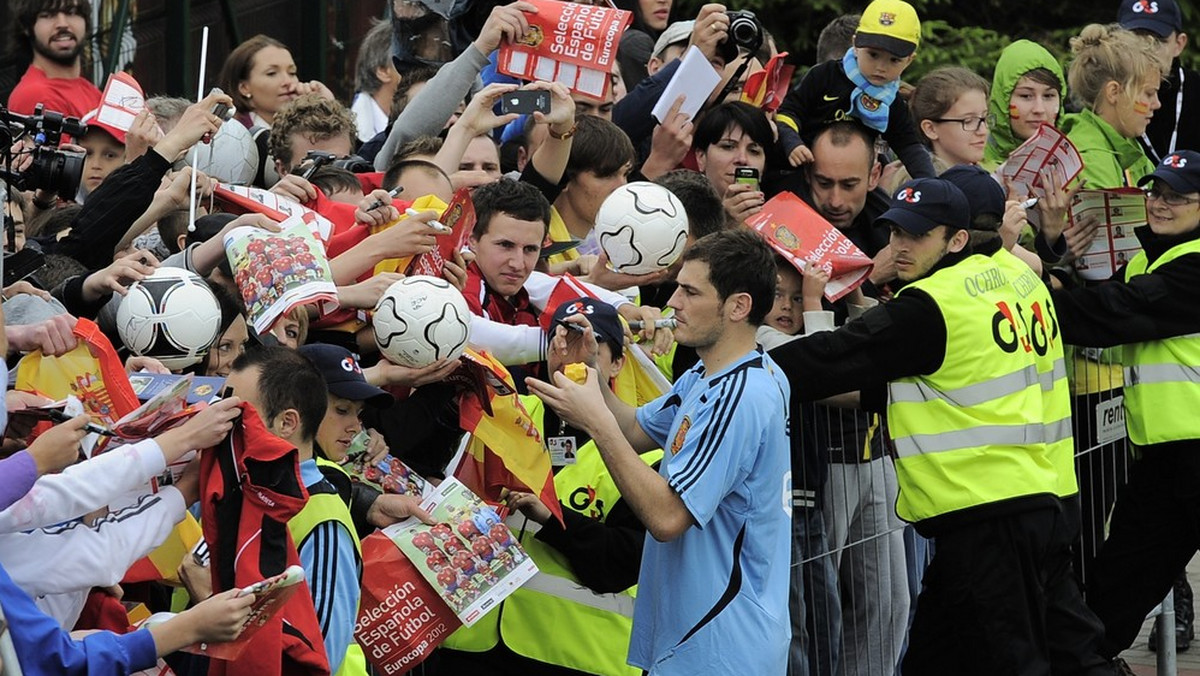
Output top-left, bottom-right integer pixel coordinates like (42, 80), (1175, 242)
(498, 0), (631, 100)
(344, 431), (431, 498)
(1069, 188), (1146, 281)
(214, 183), (335, 245)
(996, 124), (1084, 198)
(386, 477), (537, 626)
(745, 191), (875, 301)
(225, 215), (339, 334)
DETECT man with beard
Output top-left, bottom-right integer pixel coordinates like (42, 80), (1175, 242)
(8, 0), (101, 118)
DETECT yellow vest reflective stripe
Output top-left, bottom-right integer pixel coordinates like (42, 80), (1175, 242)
(887, 251), (1069, 523)
(443, 396), (661, 676)
(290, 464), (365, 676)
(990, 249), (1077, 500)
(1122, 239), (1200, 444)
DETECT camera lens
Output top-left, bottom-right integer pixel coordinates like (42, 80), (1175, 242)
(24, 147), (85, 200)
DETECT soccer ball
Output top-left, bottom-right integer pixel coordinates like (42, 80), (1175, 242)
(116, 267), (223, 370)
(595, 181), (689, 275)
(373, 276), (472, 368)
(182, 121), (258, 185)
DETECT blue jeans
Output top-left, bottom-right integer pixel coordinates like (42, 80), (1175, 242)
(789, 506), (841, 676)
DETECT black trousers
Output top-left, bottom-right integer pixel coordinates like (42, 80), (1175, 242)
(903, 505), (1112, 676)
(1088, 443), (1200, 658)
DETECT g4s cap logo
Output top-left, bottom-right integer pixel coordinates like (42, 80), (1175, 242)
(896, 187), (922, 203)
(1132, 0), (1160, 13)
(1165, 154), (1188, 168)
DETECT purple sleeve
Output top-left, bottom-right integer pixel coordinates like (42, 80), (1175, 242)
(0, 452), (38, 511)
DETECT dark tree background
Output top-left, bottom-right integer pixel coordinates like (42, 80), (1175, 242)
(673, 0), (1200, 82)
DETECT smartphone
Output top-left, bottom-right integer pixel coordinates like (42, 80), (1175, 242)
(3, 248), (44, 287)
(734, 167), (760, 192)
(500, 90), (552, 115)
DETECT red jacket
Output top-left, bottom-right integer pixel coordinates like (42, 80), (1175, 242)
(200, 403), (330, 676)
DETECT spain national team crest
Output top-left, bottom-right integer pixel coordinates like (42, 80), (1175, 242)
(773, 224), (800, 249)
(671, 416), (692, 455)
(878, 11), (896, 25)
(860, 93), (881, 112)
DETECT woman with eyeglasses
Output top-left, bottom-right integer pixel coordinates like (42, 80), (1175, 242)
(1061, 24), (1164, 190)
(884, 66), (992, 193)
(1045, 148), (1200, 665)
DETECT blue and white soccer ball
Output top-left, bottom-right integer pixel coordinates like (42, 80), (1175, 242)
(373, 276), (472, 368)
(116, 267), (222, 369)
(595, 181), (689, 275)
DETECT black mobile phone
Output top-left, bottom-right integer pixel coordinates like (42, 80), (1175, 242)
(734, 167), (760, 191)
(3, 248), (45, 287)
(500, 90), (552, 115)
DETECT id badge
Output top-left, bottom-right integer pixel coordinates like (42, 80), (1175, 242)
(548, 436), (578, 466)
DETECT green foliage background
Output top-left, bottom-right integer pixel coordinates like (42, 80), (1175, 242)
(673, 0), (1200, 81)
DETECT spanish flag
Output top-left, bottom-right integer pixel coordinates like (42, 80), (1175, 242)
(741, 52), (795, 113)
(454, 349), (564, 525)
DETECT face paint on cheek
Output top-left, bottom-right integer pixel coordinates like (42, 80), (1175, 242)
(1009, 104), (1020, 120)
(1133, 100), (1150, 115)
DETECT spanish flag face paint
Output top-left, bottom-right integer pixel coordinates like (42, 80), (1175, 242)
(1009, 103), (1020, 120)
(1133, 100), (1151, 116)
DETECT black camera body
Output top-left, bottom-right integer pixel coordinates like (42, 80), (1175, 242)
(719, 10), (764, 64)
(0, 104), (87, 200)
(297, 150), (373, 179)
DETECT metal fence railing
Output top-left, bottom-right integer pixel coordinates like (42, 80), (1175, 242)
(789, 346), (1182, 675)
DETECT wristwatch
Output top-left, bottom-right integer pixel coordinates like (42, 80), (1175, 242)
(548, 123), (577, 140)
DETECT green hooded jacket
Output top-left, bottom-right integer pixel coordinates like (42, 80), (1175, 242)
(1060, 108), (1155, 188)
(983, 40), (1066, 170)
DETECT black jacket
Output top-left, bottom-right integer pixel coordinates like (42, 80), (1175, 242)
(1138, 60), (1200, 164)
(778, 59), (935, 180)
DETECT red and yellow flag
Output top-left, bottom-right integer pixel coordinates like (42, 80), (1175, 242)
(454, 349), (563, 525)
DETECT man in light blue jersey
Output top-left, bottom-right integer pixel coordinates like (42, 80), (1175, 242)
(528, 228), (792, 674)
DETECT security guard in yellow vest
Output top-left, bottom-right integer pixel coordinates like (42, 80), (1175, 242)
(769, 178), (1112, 675)
(440, 297), (660, 676)
(1050, 150), (1200, 660)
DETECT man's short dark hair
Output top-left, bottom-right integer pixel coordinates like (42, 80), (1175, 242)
(391, 136), (443, 166)
(564, 115), (635, 183)
(382, 159), (452, 193)
(310, 167), (364, 198)
(231, 346), (328, 442)
(13, 0), (92, 60)
(654, 170), (725, 240)
(681, 229), (777, 326)
(471, 179), (552, 240)
(816, 14), (860, 64)
(810, 121), (878, 169)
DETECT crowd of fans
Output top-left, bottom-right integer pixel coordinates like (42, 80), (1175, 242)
(4, 0), (1200, 674)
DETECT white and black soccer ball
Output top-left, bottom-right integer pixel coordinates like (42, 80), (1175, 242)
(373, 276), (472, 368)
(116, 267), (222, 370)
(181, 121), (258, 185)
(595, 181), (689, 275)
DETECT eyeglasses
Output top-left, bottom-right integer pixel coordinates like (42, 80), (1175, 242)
(930, 114), (996, 132)
(1144, 187), (1200, 207)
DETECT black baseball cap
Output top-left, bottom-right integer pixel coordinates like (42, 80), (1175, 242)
(941, 165), (1005, 230)
(549, 296), (624, 356)
(878, 178), (971, 234)
(1118, 0), (1182, 38)
(299, 343), (393, 408)
(1138, 150), (1200, 194)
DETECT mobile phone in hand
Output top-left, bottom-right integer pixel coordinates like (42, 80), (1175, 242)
(734, 167), (760, 192)
(500, 90), (551, 115)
